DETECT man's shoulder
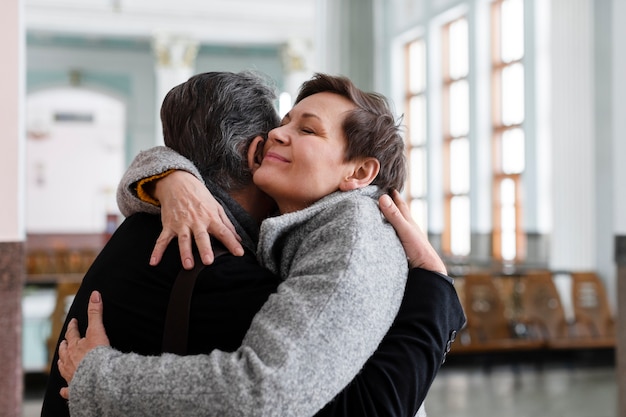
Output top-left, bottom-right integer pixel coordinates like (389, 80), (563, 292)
(121, 212), (163, 229)
(196, 250), (280, 287)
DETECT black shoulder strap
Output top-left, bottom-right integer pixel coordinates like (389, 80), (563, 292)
(162, 243), (229, 354)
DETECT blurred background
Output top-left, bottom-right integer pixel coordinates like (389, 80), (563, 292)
(1, 0), (625, 416)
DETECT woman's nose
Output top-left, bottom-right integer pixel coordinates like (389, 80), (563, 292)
(268, 126), (289, 145)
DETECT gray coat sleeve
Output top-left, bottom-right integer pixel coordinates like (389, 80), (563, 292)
(67, 197), (408, 417)
(116, 146), (203, 217)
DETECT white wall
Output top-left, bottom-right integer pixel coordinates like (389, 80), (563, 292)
(548, 0), (596, 271)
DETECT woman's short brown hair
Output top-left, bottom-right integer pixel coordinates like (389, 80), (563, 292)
(295, 73), (406, 192)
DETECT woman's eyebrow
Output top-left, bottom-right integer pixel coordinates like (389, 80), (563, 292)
(300, 112), (322, 122)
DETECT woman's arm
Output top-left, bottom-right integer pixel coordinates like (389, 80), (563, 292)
(116, 146), (203, 217)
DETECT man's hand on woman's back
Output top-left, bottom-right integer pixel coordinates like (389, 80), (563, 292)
(379, 190), (447, 275)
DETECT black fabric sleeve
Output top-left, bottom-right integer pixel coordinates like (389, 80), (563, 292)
(315, 268), (466, 417)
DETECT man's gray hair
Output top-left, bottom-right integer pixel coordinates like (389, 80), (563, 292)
(161, 71), (280, 191)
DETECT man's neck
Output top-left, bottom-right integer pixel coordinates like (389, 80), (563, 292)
(230, 184), (276, 225)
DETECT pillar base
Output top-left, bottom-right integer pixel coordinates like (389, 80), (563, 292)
(0, 241), (25, 417)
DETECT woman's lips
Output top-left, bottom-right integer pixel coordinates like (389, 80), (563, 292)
(263, 151), (290, 163)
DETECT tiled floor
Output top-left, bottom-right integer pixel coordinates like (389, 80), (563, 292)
(23, 361), (617, 417)
(424, 364), (616, 417)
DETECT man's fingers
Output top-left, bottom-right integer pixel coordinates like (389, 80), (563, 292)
(60, 387), (69, 400)
(380, 192), (447, 273)
(379, 194), (408, 228)
(58, 339), (67, 360)
(390, 189), (412, 219)
(85, 291), (109, 345)
(64, 318), (80, 343)
(57, 340), (72, 384)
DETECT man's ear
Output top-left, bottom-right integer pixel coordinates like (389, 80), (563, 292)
(247, 136), (265, 172)
(339, 158), (380, 191)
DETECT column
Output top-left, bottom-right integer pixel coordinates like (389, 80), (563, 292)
(613, 0), (626, 415)
(549, 0), (596, 271)
(0, 0), (25, 414)
(618, 236), (626, 417)
(152, 33), (199, 145)
(317, 0), (375, 90)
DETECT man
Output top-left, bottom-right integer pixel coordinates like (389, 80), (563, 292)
(45, 71), (465, 416)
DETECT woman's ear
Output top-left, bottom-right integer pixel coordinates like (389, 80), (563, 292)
(247, 136), (265, 173)
(339, 158), (380, 191)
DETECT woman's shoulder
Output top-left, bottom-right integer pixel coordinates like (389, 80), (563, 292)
(322, 188), (384, 224)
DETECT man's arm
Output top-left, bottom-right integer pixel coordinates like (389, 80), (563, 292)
(317, 268), (465, 416)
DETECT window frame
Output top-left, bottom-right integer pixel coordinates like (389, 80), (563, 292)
(441, 16), (471, 258)
(491, 0), (526, 262)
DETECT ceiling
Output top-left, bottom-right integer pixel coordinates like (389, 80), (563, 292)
(24, 0), (318, 47)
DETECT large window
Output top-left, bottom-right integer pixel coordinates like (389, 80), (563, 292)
(491, 0), (525, 261)
(405, 38), (428, 230)
(442, 17), (470, 257)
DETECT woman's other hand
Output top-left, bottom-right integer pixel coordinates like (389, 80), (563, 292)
(150, 170), (244, 269)
(379, 190), (447, 275)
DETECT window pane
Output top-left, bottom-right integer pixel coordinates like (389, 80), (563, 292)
(410, 198), (428, 232)
(502, 128), (525, 174)
(500, 178), (516, 205)
(450, 195), (470, 256)
(450, 137), (470, 194)
(448, 18), (468, 79)
(279, 92), (292, 117)
(500, 0), (524, 63)
(408, 39), (426, 94)
(500, 178), (517, 260)
(409, 95), (426, 146)
(501, 230), (517, 260)
(410, 148), (427, 197)
(449, 79), (469, 136)
(501, 63), (524, 125)
(501, 205), (516, 231)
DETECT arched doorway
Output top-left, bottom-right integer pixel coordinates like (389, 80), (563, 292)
(25, 87), (126, 233)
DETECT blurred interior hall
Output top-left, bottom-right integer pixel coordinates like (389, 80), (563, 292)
(1, 0), (625, 416)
